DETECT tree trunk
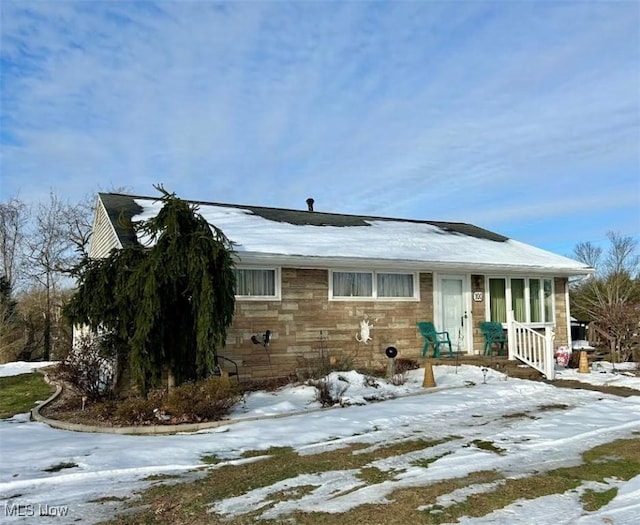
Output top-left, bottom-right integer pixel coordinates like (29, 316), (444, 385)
(43, 284), (51, 361)
(167, 367), (176, 395)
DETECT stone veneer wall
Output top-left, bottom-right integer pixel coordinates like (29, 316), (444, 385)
(553, 277), (569, 348)
(224, 269), (433, 380)
(221, 271), (571, 380)
(470, 274), (486, 353)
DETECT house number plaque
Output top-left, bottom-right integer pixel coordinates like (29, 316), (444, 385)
(473, 291), (484, 302)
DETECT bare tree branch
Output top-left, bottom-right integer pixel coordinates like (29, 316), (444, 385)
(0, 196), (29, 288)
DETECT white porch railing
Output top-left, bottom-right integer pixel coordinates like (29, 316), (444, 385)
(506, 311), (555, 380)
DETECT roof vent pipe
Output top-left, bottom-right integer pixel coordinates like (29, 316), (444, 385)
(306, 198), (314, 212)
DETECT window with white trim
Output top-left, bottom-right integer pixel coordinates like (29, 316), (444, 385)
(331, 270), (418, 300)
(234, 268), (280, 299)
(487, 277), (553, 324)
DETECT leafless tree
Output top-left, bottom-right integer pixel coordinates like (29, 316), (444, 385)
(4, 187), (127, 361)
(573, 241), (602, 272)
(24, 192), (80, 360)
(571, 232), (640, 361)
(0, 196), (29, 289)
(61, 191), (100, 260)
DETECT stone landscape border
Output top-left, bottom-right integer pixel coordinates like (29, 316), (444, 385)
(30, 369), (322, 435)
(28, 368), (451, 435)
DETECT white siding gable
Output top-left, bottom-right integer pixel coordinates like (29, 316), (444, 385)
(88, 197), (122, 259)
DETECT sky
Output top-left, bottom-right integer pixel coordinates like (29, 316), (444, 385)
(1, 360), (640, 524)
(1, 0), (639, 258)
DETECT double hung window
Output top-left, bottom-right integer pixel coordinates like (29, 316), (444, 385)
(331, 271), (417, 300)
(234, 268), (279, 299)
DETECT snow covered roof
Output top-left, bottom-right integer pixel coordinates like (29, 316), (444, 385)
(98, 193), (592, 275)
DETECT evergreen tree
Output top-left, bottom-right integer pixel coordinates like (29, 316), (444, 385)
(0, 274), (22, 362)
(65, 187), (236, 394)
(0, 275), (17, 322)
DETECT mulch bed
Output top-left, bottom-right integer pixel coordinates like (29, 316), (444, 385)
(40, 370), (301, 427)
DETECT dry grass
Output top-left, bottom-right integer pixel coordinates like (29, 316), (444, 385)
(100, 436), (640, 525)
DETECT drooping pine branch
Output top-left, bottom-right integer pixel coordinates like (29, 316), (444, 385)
(65, 188), (236, 395)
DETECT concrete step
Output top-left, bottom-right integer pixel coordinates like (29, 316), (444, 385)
(427, 355), (544, 381)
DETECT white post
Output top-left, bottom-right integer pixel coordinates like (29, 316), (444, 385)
(544, 326), (555, 380)
(507, 310), (516, 361)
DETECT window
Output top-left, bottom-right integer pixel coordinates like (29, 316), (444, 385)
(487, 277), (553, 324)
(234, 268), (279, 299)
(543, 279), (553, 322)
(377, 273), (414, 297)
(528, 278), (553, 323)
(332, 271), (373, 297)
(331, 270), (417, 300)
(489, 278), (507, 323)
(529, 279), (541, 322)
(511, 278), (526, 322)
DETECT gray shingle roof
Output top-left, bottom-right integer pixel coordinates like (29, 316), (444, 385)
(99, 192), (508, 245)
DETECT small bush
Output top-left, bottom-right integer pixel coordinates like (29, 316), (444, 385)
(395, 358), (420, 375)
(63, 377), (241, 426)
(114, 397), (157, 424)
(164, 378), (240, 423)
(310, 378), (348, 407)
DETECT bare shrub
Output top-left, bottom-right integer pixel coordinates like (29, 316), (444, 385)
(164, 377), (241, 423)
(296, 354), (354, 381)
(394, 358), (420, 375)
(389, 373), (407, 386)
(57, 333), (116, 401)
(114, 397), (157, 424)
(309, 378), (348, 407)
(571, 232), (639, 362)
(90, 378), (240, 425)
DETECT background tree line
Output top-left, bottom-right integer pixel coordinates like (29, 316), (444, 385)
(0, 190), (96, 363)
(571, 232), (640, 362)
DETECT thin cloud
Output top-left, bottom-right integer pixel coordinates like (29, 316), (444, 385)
(1, 1), (638, 257)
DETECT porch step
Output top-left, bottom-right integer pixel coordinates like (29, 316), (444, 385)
(428, 355), (544, 381)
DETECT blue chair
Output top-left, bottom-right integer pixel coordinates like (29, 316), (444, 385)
(417, 322), (453, 358)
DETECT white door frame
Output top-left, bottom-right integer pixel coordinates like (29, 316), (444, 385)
(434, 273), (473, 354)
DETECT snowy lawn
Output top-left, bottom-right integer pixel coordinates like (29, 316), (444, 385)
(0, 361), (639, 524)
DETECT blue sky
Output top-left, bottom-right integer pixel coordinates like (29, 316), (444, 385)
(1, 0), (638, 258)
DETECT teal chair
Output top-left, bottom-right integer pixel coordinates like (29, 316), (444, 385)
(417, 322), (453, 358)
(479, 322), (508, 356)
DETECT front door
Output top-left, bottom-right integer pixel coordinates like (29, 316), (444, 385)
(437, 275), (471, 353)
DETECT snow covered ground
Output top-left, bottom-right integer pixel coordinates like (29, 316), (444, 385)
(1, 360), (639, 524)
(0, 361), (58, 378)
